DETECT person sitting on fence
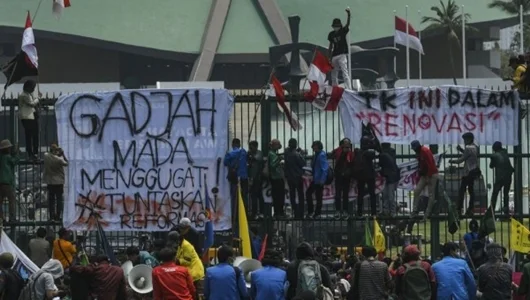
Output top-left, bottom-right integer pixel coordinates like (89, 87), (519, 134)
(0, 139), (19, 223)
(43, 143), (68, 221)
(52, 228), (77, 269)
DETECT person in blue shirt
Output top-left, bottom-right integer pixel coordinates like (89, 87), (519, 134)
(251, 249), (286, 300)
(432, 242), (476, 300)
(224, 138), (249, 210)
(204, 245), (249, 300)
(306, 141), (328, 219)
(463, 219), (479, 253)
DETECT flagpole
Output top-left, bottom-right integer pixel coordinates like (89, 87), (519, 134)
(418, 10), (422, 86)
(31, 0), (45, 24)
(347, 6), (352, 90)
(393, 10), (397, 72)
(519, 4), (524, 54)
(405, 5), (410, 87)
(461, 5), (467, 86)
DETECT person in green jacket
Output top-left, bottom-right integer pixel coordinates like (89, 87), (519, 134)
(0, 139), (19, 222)
(268, 139), (285, 218)
(489, 141), (514, 215)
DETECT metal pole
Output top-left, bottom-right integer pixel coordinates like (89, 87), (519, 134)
(347, 6), (352, 89)
(418, 10), (422, 86)
(521, 4), (524, 54)
(393, 10), (397, 72)
(405, 5), (410, 87)
(460, 5), (467, 86)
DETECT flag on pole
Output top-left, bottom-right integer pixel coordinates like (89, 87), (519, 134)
(373, 218), (386, 253)
(478, 207), (496, 239)
(271, 75), (302, 130)
(258, 234), (268, 261)
(306, 85), (345, 111)
(511, 218), (530, 254)
(394, 16), (424, 54)
(238, 184), (252, 258)
(202, 181), (215, 261)
(304, 51), (333, 101)
(53, 0), (71, 19)
(1, 12), (39, 89)
(364, 219), (373, 246)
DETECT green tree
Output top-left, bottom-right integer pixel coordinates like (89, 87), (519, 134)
(422, 0), (475, 84)
(488, 0), (530, 15)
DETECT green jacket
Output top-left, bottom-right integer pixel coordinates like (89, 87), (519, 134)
(268, 151), (283, 180)
(0, 153), (19, 186)
(490, 149), (514, 182)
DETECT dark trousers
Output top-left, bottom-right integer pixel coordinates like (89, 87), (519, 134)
(287, 180), (305, 218)
(491, 177), (512, 212)
(334, 175), (351, 213)
(357, 178), (377, 216)
(231, 179), (249, 222)
(47, 184), (64, 220)
(0, 184), (16, 219)
(21, 119), (39, 157)
(270, 179), (285, 216)
(249, 179), (265, 215)
(458, 175), (476, 212)
(306, 183), (323, 216)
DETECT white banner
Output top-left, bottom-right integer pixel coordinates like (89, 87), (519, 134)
(55, 89), (233, 231)
(262, 154), (443, 204)
(0, 231), (40, 279)
(339, 86), (519, 145)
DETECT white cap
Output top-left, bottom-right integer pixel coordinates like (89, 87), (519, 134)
(180, 218), (191, 227)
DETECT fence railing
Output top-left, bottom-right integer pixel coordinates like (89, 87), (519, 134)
(1, 87), (530, 262)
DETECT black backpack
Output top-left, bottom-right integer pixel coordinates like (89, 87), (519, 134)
(401, 262), (431, 300)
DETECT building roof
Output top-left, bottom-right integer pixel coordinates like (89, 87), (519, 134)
(0, 0), (514, 54)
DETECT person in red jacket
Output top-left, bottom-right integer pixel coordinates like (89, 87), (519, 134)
(408, 141), (439, 230)
(152, 247), (196, 300)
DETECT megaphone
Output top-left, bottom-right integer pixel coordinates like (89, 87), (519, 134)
(121, 261), (133, 278)
(128, 264), (153, 294)
(233, 257), (262, 288)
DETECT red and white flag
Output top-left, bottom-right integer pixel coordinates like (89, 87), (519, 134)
(271, 75), (302, 131)
(310, 85), (345, 111)
(394, 16), (424, 54)
(305, 51), (333, 101)
(53, 0), (71, 19)
(22, 12), (38, 69)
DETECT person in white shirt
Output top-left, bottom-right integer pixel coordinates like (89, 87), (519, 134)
(43, 144), (68, 220)
(17, 80), (41, 160)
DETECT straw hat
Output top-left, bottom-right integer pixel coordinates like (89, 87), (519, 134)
(0, 140), (13, 150)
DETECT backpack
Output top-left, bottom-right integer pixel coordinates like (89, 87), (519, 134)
(18, 272), (44, 300)
(296, 260), (323, 299)
(401, 262), (431, 300)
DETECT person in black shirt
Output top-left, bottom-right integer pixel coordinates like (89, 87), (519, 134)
(331, 138), (353, 219)
(379, 143), (399, 216)
(284, 138), (307, 219)
(327, 8), (351, 90)
(353, 136), (377, 216)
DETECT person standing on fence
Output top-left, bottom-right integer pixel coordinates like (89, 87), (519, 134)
(489, 141), (514, 215)
(248, 140), (266, 219)
(224, 138), (249, 213)
(331, 138), (353, 220)
(284, 138), (306, 219)
(43, 143), (68, 221)
(268, 139), (286, 219)
(409, 141), (438, 221)
(306, 141), (328, 219)
(0, 139), (19, 223)
(18, 80), (41, 160)
(379, 143), (400, 217)
(449, 132), (480, 218)
(353, 136), (377, 217)
(327, 8), (351, 89)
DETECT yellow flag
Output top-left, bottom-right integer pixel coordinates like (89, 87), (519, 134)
(374, 218), (386, 253)
(238, 184), (252, 258)
(510, 218), (530, 254)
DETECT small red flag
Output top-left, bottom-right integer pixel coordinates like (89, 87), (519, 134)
(258, 234), (268, 261)
(271, 76), (301, 130)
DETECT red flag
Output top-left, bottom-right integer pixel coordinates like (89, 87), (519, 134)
(394, 16), (424, 54)
(325, 85), (345, 111)
(258, 234), (268, 261)
(271, 75), (302, 130)
(307, 51), (333, 84)
(53, 0), (72, 19)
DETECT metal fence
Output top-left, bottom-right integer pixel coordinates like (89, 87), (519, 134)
(1, 87), (530, 262)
